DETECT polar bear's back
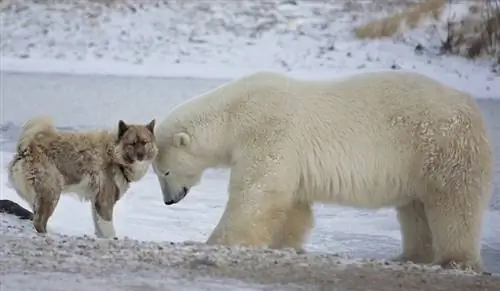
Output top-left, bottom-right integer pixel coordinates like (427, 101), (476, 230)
(232, 70), (480, 144)
(248, 70), (473, 119)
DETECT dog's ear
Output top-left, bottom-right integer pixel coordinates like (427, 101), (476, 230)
(118, 120), (129, 139)
(146, 119), (156, 135)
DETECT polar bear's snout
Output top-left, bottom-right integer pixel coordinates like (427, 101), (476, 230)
(158, 176), (189, 205)
(164, 187), (189, 205)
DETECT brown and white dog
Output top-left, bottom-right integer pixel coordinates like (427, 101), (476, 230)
(7, 116), (158, 238)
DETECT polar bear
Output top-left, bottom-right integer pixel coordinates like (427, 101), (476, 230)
(152, 70), (493, 272)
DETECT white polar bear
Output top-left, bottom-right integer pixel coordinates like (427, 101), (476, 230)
(152, 70), (493, 272)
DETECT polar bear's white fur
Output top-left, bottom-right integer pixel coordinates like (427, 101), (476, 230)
(152, 70), (493, 272)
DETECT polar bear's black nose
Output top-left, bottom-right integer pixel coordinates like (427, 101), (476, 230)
(164, 200), (175, 205)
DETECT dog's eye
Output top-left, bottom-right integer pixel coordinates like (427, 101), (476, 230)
(164, 171), (170, 176)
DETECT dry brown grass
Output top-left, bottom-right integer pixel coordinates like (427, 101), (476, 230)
(353, 0), (445, 39)
(352, 0), (500, 63)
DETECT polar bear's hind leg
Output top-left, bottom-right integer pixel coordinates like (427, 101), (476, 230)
(423, 186), (486, 272)
(421, 108), (491, 272)
(394, 200), (434, 264)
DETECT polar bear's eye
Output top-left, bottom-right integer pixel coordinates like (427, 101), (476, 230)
(164, 171), (170, 176)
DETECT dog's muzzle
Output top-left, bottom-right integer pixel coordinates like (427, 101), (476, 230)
(158, 178), (189, 205)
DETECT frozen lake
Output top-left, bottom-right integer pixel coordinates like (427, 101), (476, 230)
(1, 71), (499, 273)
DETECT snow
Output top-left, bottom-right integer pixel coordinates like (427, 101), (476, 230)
(3, 213), (499, 291)
(1, 0), (499, 98)
(1, 0), (500, 289)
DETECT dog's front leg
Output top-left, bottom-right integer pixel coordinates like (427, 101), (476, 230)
(91, 201), (116, 238)
(91, 183), (119, 239)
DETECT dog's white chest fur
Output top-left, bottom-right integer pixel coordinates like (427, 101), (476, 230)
(128, 160), (152, 181)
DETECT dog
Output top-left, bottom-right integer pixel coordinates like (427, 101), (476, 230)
(7, 116), (158, 238)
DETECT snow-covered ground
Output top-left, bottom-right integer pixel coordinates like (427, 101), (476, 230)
(1, 0), (499, 98)
(1, 0), (500, 289)
(3, 212), (500, 291)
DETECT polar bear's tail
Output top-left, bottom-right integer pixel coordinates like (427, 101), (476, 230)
(353, 0), (445, 39)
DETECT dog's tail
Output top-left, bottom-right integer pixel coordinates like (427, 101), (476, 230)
(16, 116), (56, 152)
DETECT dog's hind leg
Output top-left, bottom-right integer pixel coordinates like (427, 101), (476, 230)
(32, 180), (62, 234)
(10, 154), (63, 234)
(91, 179), (119, 239)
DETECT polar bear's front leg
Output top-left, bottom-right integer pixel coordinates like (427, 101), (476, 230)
(270, 201), (314, 252)
(206, 150), (301, 248)
(207, 191), (291, 247)
(206, 165), (296, 247)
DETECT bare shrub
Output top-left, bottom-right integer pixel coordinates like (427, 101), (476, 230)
(352, 0), (500, 63)
(442, 0), (500, 63)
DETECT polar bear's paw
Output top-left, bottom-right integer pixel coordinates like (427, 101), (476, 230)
(435, 258), (483, 273)
(206, 226), (274, 248)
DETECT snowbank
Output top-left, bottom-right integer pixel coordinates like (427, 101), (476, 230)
(1, 213), (499, 291)
(1, 0), (499, 98)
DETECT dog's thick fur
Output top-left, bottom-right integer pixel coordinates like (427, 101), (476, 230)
(8, 116), (158, 238)
(153, 70), (493, 272)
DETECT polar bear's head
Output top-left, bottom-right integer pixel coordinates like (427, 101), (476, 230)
(152, 130), (207, 205)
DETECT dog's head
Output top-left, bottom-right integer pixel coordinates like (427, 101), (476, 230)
(115, 119), (158, 164)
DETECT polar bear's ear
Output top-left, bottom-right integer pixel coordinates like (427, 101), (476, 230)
(173, 132), (190, 148)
